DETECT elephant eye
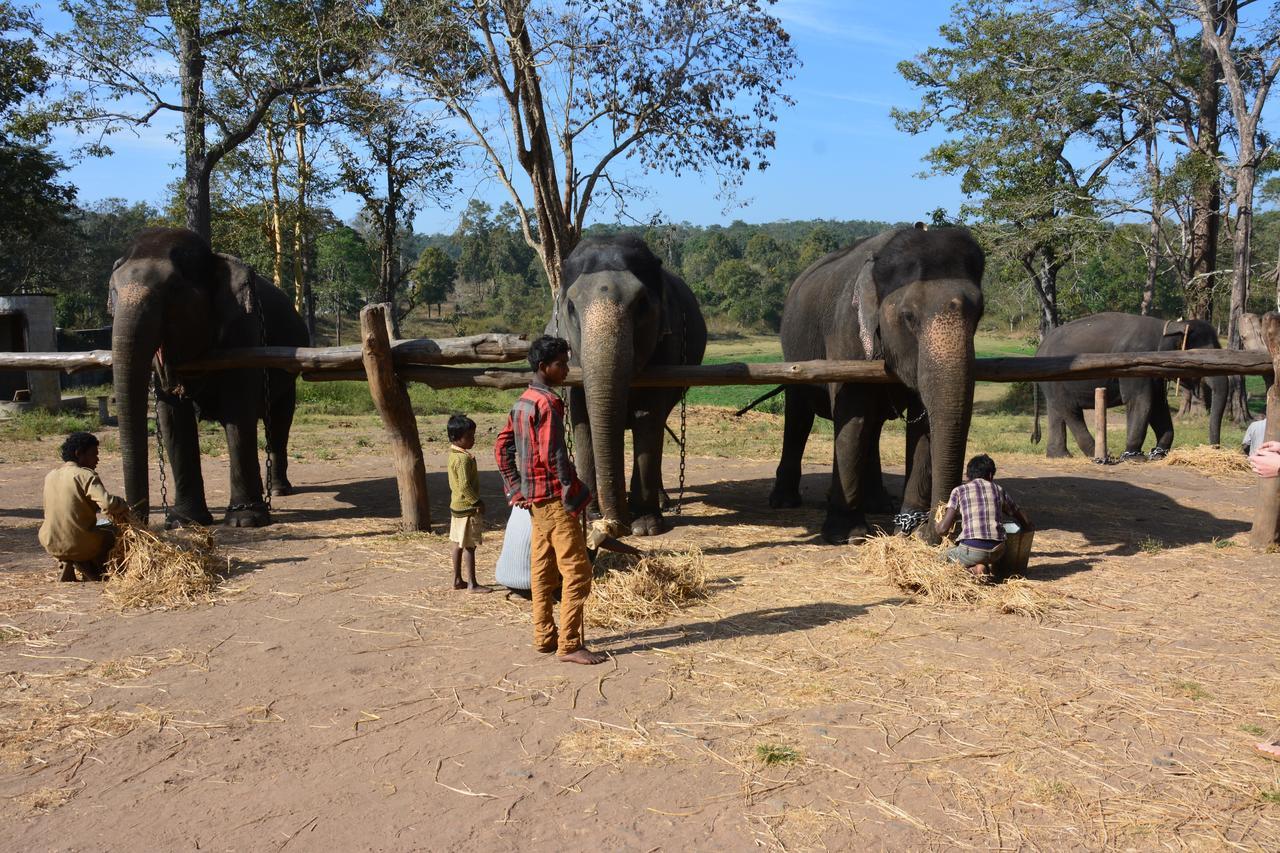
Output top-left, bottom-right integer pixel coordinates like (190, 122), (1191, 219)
(566, 300), (576, 316)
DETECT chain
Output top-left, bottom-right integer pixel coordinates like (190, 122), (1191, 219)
(893, 510), (929, 534)
(672, 313), (688, 516)
(153, 384), (170, 524)
(255, 283), (273, 512)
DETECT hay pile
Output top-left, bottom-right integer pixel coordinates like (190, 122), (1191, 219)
(586, 547), (708, 628)
(1160, 444), (1252, 478)
(104, 524), (228, 610)
(845, 534), (1056, 617)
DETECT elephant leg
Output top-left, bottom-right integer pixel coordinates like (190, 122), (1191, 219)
(1045, 396), (1072, 458)
(770, 387), (814, 509)
(629, 416), (667, 536)
(223, 418), (268, 527)
(824, 384), (871, 545)
(155, 392), (213, 526)
(860, 408), (894, 514)
(1148, 385), (1174, 454)
(1063, 405), (1096, 458)
(265, 372), (296, 496)
(901, 400), (932, 513)
(1116, 378), (1153, 456)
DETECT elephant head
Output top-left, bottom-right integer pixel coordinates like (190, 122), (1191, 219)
(550, 236), (668, 528)
(109, 228), (259, 523)
(1160, 318), (1227, 446)
(866, 228), (985, 509)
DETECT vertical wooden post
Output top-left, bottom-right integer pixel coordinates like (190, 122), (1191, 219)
(1093, 387), (1108, 462)
(360, 303), (431, 532)
(1249, 312), (1280, 548)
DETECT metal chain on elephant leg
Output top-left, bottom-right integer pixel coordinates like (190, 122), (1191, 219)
(673, 315), (689, 516)
(153, 386), (170, 524)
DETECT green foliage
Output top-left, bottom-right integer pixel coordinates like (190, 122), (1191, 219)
(412, 246), (455, 309)
(755, 743), (800, 766)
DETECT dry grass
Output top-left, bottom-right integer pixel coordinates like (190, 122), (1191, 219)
(586, 547), (709, 628)
(104, 524), (229, 610)
(1162, 444), (1253, 478)
(845, 533), (1057, 617)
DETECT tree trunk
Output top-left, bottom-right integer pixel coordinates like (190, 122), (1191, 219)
(1141, 132), (1161, 316)
(291, 97), (315, 343)
(1186, 3), (1224, 323)
(174, 8), (211, 241)
(265, 120), (285, 289)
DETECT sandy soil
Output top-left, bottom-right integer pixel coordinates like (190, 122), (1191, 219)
(2, 439), (1279, 850)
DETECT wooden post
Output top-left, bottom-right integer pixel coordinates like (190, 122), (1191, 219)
(1249, 312), (1280, 548)
(360, 303), (431, 532)
(1093, 386), (1108, 462)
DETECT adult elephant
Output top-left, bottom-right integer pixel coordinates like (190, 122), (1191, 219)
(1032, 312), (1226, 459)
(769, 227), (985, 545)
(110, 228), (309, 527)
(550, 235), (707, 537)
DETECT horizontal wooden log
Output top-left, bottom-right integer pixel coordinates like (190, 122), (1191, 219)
(303, 348), (1275, 390)
(0, 333), (530, 373)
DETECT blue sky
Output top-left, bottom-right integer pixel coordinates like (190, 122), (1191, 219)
(39, 1), (989, 233)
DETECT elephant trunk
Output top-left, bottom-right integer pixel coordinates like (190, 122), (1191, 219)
(112, 295), (163, 525)
(919, 319), (976, 510)
(581, 302), (633, 528)
(1206, 373), (1227, 446)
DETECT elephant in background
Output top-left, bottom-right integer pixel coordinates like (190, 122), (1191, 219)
(550, 235), (707, 536)
(1031, 312), (1227, 459)
(769, 226), (986, 545)
(110, 228), (309, 527)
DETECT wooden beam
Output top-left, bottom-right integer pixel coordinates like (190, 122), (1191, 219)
(360, 304), (431, 532)
(1250, 312), (1280, 549)
(1093, 387), (1108, 463)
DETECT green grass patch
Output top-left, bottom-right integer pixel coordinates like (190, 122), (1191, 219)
(1241, 723), (1268, 737)
(0, 409), (100, 442)
(1140, 537), (1165, 554)
(756, 743), (801, 766)
(1172, 680), (1210, 701)
(1259, 789), (1280, 805)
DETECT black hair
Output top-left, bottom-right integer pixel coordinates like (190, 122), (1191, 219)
(447, 413), (477, 443)
(528, 334), (570, 371)
(966, 453), (996, 481)
(61, 431), (99, 462)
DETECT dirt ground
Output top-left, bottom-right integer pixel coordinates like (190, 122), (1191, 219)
(2, 432), (1279, 851)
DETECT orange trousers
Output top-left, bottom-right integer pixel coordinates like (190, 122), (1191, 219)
(528, 499), (593, 655)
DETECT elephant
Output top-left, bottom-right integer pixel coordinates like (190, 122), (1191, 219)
(110, 227), (309, 528)
(769, 226), (986, 545)
(550, 235), (707, 536)
(1031, 312), (1226, 459)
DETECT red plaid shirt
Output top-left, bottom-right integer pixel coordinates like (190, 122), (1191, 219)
(946, 478), (1019, 543)
(495, 382), (591, 514)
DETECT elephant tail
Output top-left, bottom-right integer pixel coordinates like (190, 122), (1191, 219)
(1030, 383), (1042, 444)
(734, 385), (785, 417)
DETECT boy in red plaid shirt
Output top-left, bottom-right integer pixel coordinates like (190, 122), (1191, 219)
(495, 335), (608, 665)
(935, 454), (1033, 578)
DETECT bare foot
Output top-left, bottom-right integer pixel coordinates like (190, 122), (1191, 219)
(558, 648), (609, 665)
(1255, 741), (1280, 761)
(467, 584), (492, 594)
(453, 578), (467, 590)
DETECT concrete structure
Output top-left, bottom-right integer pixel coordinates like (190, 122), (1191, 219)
(0, 294), (61, 410)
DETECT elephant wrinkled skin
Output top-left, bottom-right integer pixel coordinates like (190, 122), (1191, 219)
(550, 236), (707, 536)
(110, 228), (309, 528)
(1032, 312), (1227, 459)
(769, 227), (986, 545)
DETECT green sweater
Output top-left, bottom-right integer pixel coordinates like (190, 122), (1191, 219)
(447, 446), (481, 516)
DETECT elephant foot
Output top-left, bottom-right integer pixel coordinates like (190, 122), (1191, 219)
(863, 491), (897, 515)
(166, 506), (214, 528)
(631, 513), (666, 537)
(1046, 447), (1071, 459)
(1147, 446), (1169, 461)
(768, 485), (803, 509)
(913, 522), (942, 546)
(270, 481), (294, 497)
(1119, 450), (1146, 463)
(224, 502), (270, 528)
(821, 512), (867, 546)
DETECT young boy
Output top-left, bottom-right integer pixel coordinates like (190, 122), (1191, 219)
(39, 432), (129, 581)
(495, 335), (607, 665)
(447, 413), (490, 593)
(934, 453), (1033, 578)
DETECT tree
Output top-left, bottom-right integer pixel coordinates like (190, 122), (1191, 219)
(330, 83), (456, 334)
(48, 0), (371, 241)
(410, 246), (455, 317)
(315, 223), (376, 345)
(396, 0), (797, 293)
(896, 2), (1139, 336)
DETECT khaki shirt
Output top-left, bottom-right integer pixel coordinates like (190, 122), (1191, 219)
(38, 462), (126, 561)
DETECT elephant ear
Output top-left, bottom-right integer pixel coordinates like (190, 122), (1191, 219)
(850, 257), (881, 359)
(211, 254), (260, 343)
(1159, 319), (1191, 351)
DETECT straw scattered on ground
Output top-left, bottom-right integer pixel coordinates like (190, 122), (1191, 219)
(1161, 444), (1253, 478)
(845, 534), (1057, 617)
(104, 524), (228, 610)
(586, 547), (709, 628)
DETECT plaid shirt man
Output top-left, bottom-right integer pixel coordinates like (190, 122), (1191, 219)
(495, 381), (591, 514)
(946, 478), (1019, 544)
